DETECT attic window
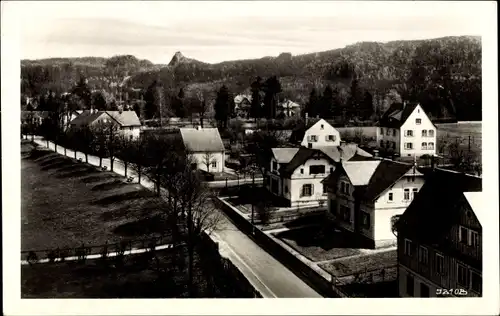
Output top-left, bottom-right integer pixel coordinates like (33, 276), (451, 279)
(320, 124), (324, 129)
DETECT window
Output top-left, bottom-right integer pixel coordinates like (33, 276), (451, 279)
(407, 176), (415, 183)
(421, 142), (427, 150)
(457, 264), (469, 287)
(471, 271), (482, 293)
(422, 130), (427, 137)
(308, 143), (313, 148)
(309, 165), (326, 174)
(211, 161), (217, 168)
(300, 168), (304, 174)
(404, 239), (412, 256)
(323, 184), (327, 194)
(340, 205), (351, 222)
(404, 188), (410, 200)
(386, 140), (391, 148)
(380, 140), (384, 148)
(405, 130), (414, 137)
(129, 126), (134, 131)
(309, 135), (318, 142)
(412, 188), (419, 199)
(470, 230), (479, 248)
(330, 167), (334, 173)
(320, 124), (324, 129)
(380, 128), (384, 135)
(388, 192), (393, 201)
(406, 275), (414, 296)
(392, 141), (396, 149)
(301, 184), (313, 197)
(284, 186), (289, 194)
(340, 182), (350, 194)
(416, 118), (422, 125)
(272, 161), (278, 171)
(418, 246), (428, 265)
(428, 142), (435, 150)
(326, 135), (336, 141)
(386, 129), (391, 136)
(393, 129), (397, 136)
(420, 283), (430, 297)
(404, 142), (413, 150)
(459, 226), (469, 244)
(428, 130), (435, 137)
(435, 253), (445, 274)
(361, 212), (370, 229)
(129, 135), (133, 141)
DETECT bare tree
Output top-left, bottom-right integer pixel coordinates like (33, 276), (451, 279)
(201, 152), (217, 172)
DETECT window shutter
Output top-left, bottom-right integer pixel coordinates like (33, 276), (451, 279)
(311, 184), (314, 195)
(307, 135), (311, 142)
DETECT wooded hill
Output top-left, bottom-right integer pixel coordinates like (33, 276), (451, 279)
(21, 36), (482, 121)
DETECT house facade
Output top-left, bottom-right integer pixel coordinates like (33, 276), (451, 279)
(69, 109), (142, 140)
(377, 103), (437, 157)
(180, 127), (225, 173)
(396, 169), (482, 297)
(290, 119), (341, 149)
(323, 159), (425, 249)
(266, 144), (372, 208)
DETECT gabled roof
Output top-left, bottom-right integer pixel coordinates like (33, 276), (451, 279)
(323, 159), (416, 202)
(105, 111), (141, 127)
(271, 148), (299, 164)
(378, 102), (419, 128)
(279, 100), (301, 109)
(280, 147), (334, 176)
(179, 127), (225, 153)
(396, 170), (482, 266)
(70, 110), (141, 127)
(289, 118), (328, 143)
(464, 192), (485, 225)
(318, 144), (372, 162)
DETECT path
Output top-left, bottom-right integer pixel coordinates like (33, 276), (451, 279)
(30, 138), (323, 298)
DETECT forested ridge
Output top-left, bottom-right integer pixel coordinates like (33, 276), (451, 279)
(21, 36), (482, 121)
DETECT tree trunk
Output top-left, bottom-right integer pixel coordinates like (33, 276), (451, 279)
(110, 156), (114, 172)
(138, 167), (142, 184)
(85, 153), (88, 163)
(124, 162), (128, 177)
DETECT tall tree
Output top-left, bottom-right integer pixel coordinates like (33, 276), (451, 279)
(262, 76), (282, 119)
(250, 77), (262, 120)
(72, 76), (92, 109)
(144, 80), (169, 124)
(92, 91), (108, 111)
(214, 85), (231, 129)
(305, 88), (320, 119)
(321, 85), (335, 119)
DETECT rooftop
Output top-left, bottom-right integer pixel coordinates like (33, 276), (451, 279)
(179, 127), (225, 153)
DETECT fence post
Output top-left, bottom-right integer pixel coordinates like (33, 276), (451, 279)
(225, 178), (228, 189)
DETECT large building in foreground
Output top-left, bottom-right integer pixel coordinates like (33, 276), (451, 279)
(396, 169), (482, 297)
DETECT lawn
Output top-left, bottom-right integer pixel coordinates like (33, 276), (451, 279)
(275, 225), (364, 262)
(22, 147), (172, 252)
(319, 249), (397, 277)
(21, 247), (249, 298)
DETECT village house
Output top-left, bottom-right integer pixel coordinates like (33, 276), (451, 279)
(69, 109), (142, 140)
(376, 102), (437, 157)
(179, 127), (225, 173)
(396, 169), (482, 297)
(233, 94), (253, 118)
(322, 158), (426, 249)
(265, 143), (372, 208)
(289, 118), (341, 149)
(21, 111), (50, 126)
(277, 99), (301, 117)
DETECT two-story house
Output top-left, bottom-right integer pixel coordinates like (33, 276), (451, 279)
(265, 144), (372, 208)
(69, 109), (142, 140)
(179, 127), (225, 173)
(396, 169), (482, 297)
(377, 102), (437, 157)
(322, 159), (425, 249)
(290, 118), (341, 149)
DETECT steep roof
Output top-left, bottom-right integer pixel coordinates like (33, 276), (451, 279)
(378, 102), (419, 128)
(271, 148), (299, 164)
(69, 110), (104, 127)
(464, 192), (485, 225)
(289, 118), (323, 143)
(280, 147), (333, 176)
(179, 127), (225, 153)
(323, 159), (415, 202)
(318, 144), (372, 162)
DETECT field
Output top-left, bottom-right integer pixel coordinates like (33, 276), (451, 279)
(21, 143), (172, 252)
(436, 122), (482, 161)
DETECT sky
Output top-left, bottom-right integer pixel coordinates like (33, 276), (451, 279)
(10, 1), (490, 64)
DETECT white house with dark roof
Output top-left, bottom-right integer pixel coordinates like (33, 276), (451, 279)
(290, 118), (341, 149)
(179, 127), (225, 173)
(265, 143), (372, 208)
(69, 109), (142, 140)
(322, 159), (426, 249)
(377, 102), (437, 157)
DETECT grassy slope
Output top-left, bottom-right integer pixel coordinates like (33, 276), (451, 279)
(21, 149), (171, 251)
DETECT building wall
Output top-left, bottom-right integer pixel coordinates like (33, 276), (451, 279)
(328, 175), (356, 232)
(286, 156), (335, 207)
(301, 119), (341, 148)
(120, 126), (141, 140)
(376, 127), (401, 153)
(398, 265), (439, 297)
(190, 151), (225, 173)
(400, 105), (437, 157)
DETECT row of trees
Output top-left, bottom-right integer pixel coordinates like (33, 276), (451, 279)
(23, 114), (222, 296)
